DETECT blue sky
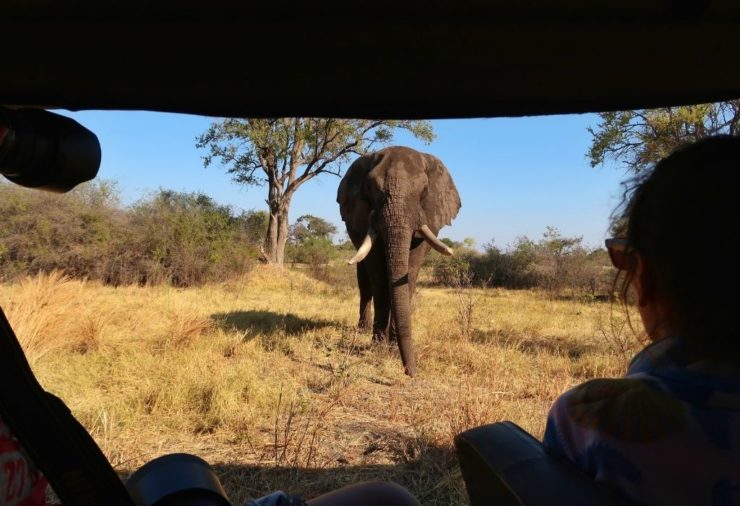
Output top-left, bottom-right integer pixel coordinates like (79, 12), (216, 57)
(60, 110), (627, 249)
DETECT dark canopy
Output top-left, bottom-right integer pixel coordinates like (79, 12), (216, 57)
(3, 0), (740, 118)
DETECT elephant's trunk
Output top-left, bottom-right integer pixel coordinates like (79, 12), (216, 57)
(382, 196), (416, 377)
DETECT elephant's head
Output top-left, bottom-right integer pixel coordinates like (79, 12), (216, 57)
(337, 146), (461, 376)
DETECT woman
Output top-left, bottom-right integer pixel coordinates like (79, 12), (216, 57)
(543, 136), (740, 505)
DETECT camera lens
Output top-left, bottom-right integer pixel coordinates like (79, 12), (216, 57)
(126, 453), (231, 506)
(0, 108), (101, 192)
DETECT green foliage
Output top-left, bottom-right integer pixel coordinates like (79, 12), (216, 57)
(287, 214), (339, 266)
(427, 237), (479, 286)
(0, 180), (123, 280)
(197, 118), (435, 186)
(523, 227), (607, 295)
(0, 182), (256, 286)
(430, 227), (614, 298)
(287, 237), (338, 266)
(239, 209), (269, 247)
(0, 181), (613, 298)
(118, 191), (255, 286)
(289, 214), (337, 244)
(588, 101), (740, 173)
(470, 239), (539, 289)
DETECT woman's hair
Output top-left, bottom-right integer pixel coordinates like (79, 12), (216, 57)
(614, 135), (740, 347)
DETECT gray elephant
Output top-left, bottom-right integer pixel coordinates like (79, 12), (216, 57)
(337, 146), (461, 376)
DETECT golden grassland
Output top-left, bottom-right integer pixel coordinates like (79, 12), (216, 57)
(0, 268), (643, 505)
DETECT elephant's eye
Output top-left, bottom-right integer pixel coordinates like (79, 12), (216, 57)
(366, 177), (384, 196)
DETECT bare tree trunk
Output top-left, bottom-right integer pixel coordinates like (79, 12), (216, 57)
(264, 207), (279, 264)
(274, 195), (292, 265)
(274, 208), (289, 264)
(264, 189), (292, 265)
(263, 178), (281, 264)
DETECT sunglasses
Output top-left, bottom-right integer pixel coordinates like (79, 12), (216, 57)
(605, 238), (634, 271)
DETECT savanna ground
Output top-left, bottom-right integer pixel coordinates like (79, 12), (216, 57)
(1, 266), (643, 505)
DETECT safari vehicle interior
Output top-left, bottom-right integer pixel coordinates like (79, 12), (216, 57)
(2, 1), (740, 505)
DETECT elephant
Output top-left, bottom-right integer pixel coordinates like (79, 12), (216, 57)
(336, 146), (461, 376)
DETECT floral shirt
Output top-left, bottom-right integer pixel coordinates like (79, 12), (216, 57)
(0, 416), (48, 505)
(543, 336), (740, 505)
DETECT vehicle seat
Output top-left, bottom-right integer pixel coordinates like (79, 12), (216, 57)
(454, 421), (633, 506)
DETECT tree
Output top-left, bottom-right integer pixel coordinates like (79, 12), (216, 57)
(196, 118), (434, 264)
(289, 214), (337, 244)
(588, 101), (740, 173)
(540, 226), (583, 257)
(287, 214), (338, 266)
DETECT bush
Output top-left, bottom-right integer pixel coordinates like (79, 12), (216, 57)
(116, 191), (256, 286)
(429, 228), (614, 298)
(521, 227), (613, 297)
(0, 183), (614, 296)
(0, 180), (123, 280)
(0, 182), (258, 286)
(287, 237), (338, 267)
(286, 215), (339, 268)
(470, 239), (539, 288)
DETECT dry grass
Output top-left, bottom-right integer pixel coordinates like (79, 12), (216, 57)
(1, 271), (108, 362)
(0, 266), (636, 505)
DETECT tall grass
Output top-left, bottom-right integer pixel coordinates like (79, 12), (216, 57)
(0, 266), (634, 505)
(1, 271), (107, 364)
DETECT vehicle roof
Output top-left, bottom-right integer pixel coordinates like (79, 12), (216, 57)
(3, 1), (740, 118)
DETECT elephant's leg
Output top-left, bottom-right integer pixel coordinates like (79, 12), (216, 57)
(364, 244), (391, 343)
(373, 295), (391, 343)
(356, 263), (373, 331)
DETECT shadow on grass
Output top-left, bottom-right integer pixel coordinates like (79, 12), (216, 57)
(551, 293), (611, 303)
(472, 330), (598, 359)
(212, 310), (336, 340)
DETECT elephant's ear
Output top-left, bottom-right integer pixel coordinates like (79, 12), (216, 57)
(337, 154), (373, 223)
(423, 156), (461, 231)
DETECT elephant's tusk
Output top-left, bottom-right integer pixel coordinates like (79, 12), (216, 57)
(348, 230), (375, 265)
(419, 225), (453, 256)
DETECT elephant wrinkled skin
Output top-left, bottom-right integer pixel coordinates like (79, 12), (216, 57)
(337, 146), (461, 376)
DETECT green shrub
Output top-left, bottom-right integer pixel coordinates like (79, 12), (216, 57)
(0, 180), (123, 280)
(429, 228), (614, 298)
(0, 183), (614, 296)
(115, 191), (256, 286)
(0, 183), (258, 286)
(286, 215), (339, 268)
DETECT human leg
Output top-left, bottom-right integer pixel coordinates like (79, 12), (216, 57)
(307, 481), (420, 506)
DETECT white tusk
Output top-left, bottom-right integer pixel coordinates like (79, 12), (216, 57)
(419, 225), (453, 256)
(348, 230), (375, 265)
